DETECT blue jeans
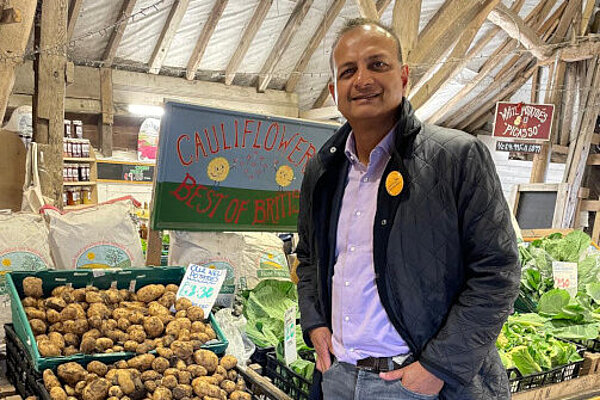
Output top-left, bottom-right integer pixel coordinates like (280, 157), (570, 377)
(322, 360), (439, 400)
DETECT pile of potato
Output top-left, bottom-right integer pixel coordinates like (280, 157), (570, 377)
(21, 277), (218, 357)
(43, 352), (252, 400)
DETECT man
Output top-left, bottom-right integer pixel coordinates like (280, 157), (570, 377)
(296, 18), (520, 400)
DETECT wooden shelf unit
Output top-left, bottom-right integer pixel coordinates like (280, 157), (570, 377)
(62, 145), (98, 209)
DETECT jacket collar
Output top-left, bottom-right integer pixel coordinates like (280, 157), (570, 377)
(317, 98), (422, 169)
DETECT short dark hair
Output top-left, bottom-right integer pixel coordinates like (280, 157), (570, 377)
(329, 18), (403, 73)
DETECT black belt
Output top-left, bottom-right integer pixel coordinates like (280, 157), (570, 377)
(356, 353), (415, 373)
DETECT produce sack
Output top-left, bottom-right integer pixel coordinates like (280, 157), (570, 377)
(168, 231), (290, 303)
(0, 212), (52, 339)
(43, 197), (144, 269)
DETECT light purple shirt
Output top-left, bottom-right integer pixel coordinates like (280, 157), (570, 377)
(331, 128), (410, 364)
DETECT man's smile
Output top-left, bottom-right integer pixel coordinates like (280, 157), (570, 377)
(351, 92), (382, 101)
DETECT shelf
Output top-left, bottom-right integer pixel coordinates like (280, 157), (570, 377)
(63, 181), (97, 186)
(64, 204), (96, 211)
(64, 157), (95, 162)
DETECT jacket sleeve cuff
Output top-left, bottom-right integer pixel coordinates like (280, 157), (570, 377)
(419, 356), (468, 388)
(302, 323), (328, 348)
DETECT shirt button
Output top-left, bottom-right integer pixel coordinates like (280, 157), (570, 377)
(349, 348), (355, 352)
(330, 147), (337, 153)
(355, 210), (361, 216)
(381, 219), (387, 226)
(344, 316), (349, 321)
(363, 177), (369, 182)
(349, 246), (356, 252)
(345, 281), (350, 286)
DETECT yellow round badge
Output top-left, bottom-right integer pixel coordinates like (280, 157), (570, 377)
(385, 171), (404, 196)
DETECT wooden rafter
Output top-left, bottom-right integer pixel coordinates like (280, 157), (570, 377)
(185, 0), (228, 81)
(224, 0), (272, 86)
(285, 0), (345, 93)
(355, 0), (378, 19)
(311, 0), (391, 109)
(393, 0), (421, 63)
(257, 0), (314, 93)
(487, 3), (549, 60)
(148, 0), (190, 75)
(67, 0), (83, 41)
(103, 0), (138, 67)
(409, 0), (501, 110)
(582, 0), (596, 36)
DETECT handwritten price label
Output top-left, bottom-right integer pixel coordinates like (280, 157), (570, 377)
(176, 263), (226, 316)
(552, 261), (578, 297)
(284, 306), (298, 366)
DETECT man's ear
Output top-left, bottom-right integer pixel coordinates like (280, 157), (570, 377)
(328, 81), (337, 105)
(401, 64), (409, 87)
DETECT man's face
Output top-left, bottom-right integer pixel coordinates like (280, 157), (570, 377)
(329, 25), (408, 124)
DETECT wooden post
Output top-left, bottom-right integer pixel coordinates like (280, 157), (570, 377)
(33, 0), (68, 208)
(99, 67), (113, 157)
(0, 0), (37, 123)
(145, 228), (162, 266)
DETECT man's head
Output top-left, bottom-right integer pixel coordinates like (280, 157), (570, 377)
(329, 18), (408, 125)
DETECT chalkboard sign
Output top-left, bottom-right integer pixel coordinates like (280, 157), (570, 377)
(97, 161), (154, 184)
(516, 191), (557, 229)
(151, 101), (338, 232)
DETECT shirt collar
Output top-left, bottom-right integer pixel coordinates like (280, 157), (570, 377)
(344, 124), (397, 165)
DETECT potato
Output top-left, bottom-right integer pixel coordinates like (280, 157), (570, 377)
(71, 288), (86, 302)
(43, 369), (61, 390)
(177, 329), (191, 342)
(151, 357), (170, 373)
(80, 337), (96, 354)
(87, 315), (104, 330)
(87, 303), (111, 319)
(156, 347), (174, 359)
(81, 378), (110, 400)
(205, 326), (217, 341)
(64, 385), (76, 396)
(112, 308), (131, 320)
(227, 370), (237, 382)
(165, 321), (181, 337)
(157, 314), (175, 326)
(45, 297), (67, 311)
(165, 284), (179, 293)
(190, 322), (205, 333)
(193, 350), (218, 373)
(47, 309), (61, 324)
(153, 387), (172, 400)
(23, 277), (43, 298)
(229, 391), (251, 400)
(157, 292), (176, 309)
(136, 342), (154, 354)
(83, 329), (102, 341)
(48, 332), (66, 350)
(108, 386), (123, 398)
(174, 311), (186, 319)
(101, 319), (118, 334)
(186, 307), (204, 322)
(187, 365), (207, 378)
(191, 379), (220, 398)
(105, 288), (122, 304)
(235, 378), (246, 392)
(162, 375), (178, 389)
(175, 359), (187, 371)
(112, 345), (124, 352)
(58, 362), (88, 386)
(85, 291), (104, 304)
(51, 286), (69, 297)
(175, 298), (192, 311)
(49, 322), (64, 333)
(219, 355), (237, 370)
(129, 312), (145, 325)
(172, 384), (193, 400)
(129, 329), (147, 344)
(144, 316), (164, 338)
(144, 380), (157, 393)
(36, 334), (49, 342)
(117, 317), (132, 331)
(195, 376), (218, 385)
(177, 370), (192, 385)
(25, 307), (46, 321)
(23, 297), (38, 308)
(87, 361), (108, 377)
(38, 340), (61, 357)
(116, 370), (136, 395)
(64, 346), (79, 356)
(220, 380), (235, 394)
(164, 368), (178, 377)
(148, 302), (169, 316)
(136, 285), (166, 303)
(171, 340), (193, 359)
(115, 360), (129, 370)
(127, 354), (155, 371)
(30, 319), (47, 335)
(61, 290), (75, 304)
(124, 340), (139, 352)
(75, 381), (87, 394)
(141, 370), (161, 381)
(49, 386), (68, 400)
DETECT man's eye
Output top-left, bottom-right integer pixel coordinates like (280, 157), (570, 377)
(372, 61), (386, 69)
(339, 68), (354, 78)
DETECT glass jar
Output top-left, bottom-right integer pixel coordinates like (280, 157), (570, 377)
(63, 139), (69, 157)
(63, 165), (69, 182)
(62, 189), (68, 206)
(81, 186), (93, 204)
(72, 186), (81, 205)
(73, 120), (83, 139)
(64, 119), (72, 138)
(66, 187), (75, 206)
(82, 140), (90, 158)
(67, 139), (73, 158)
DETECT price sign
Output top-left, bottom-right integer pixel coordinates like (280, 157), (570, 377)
(284, 306), (298, 366)
(176, 263), (227, 316)
(552, 261), (578, 297)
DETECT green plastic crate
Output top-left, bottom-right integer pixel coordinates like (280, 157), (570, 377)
(6, 267), (228, 371)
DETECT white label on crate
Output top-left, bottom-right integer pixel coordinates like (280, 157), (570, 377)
(552, 261), (578, 297)
(111, 281), (118, 289)
(129, 279), (136, 292)
(176, 263), (226, 316)
(92, 269), (105, 278)
(284, 305), (298, 366)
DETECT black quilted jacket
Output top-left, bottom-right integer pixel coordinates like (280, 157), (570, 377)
(296, 99), (521, 399)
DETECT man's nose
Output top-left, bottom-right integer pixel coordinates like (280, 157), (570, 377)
(354, 66), (374, 87)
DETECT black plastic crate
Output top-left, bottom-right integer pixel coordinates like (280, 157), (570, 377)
(264, 350), (315, 400)
(250, 345), (275, 369)
(507, 352), (585, 393)
(571, 337), (600, 353)
(5, 324), (41, 399)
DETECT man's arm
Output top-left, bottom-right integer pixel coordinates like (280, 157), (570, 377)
(418, 139), (521, 387)
(296, 161), (328, 348)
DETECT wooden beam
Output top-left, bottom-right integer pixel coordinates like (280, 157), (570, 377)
(148, 0), (190, 75)
(592, 133), (600, 146)
(487, 3), (549, 60)
(0, 0), (36, 123)
(355, 0), (378, 19)
(581, 200), (600, 212)
(410, 0), (500, 110)
(285, 0), (345, 93)
(257, 0), (314, 93)
(560, 63), (577, 146)
(393, 0), (421, 63)
(33, 0), (68, 208)
(103, 0), (137, 67)
(299, 106), (341, 121)
(67, 0), (83, 41)
(551, 0), (581, 44)
(185, 0), (228, 81)
(587, 154), (600, 166)
(224, 0), (272, 86)
(375, 0), (392, 18)
(582, 0), (596, 36)
(560, 40), (600, 62)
